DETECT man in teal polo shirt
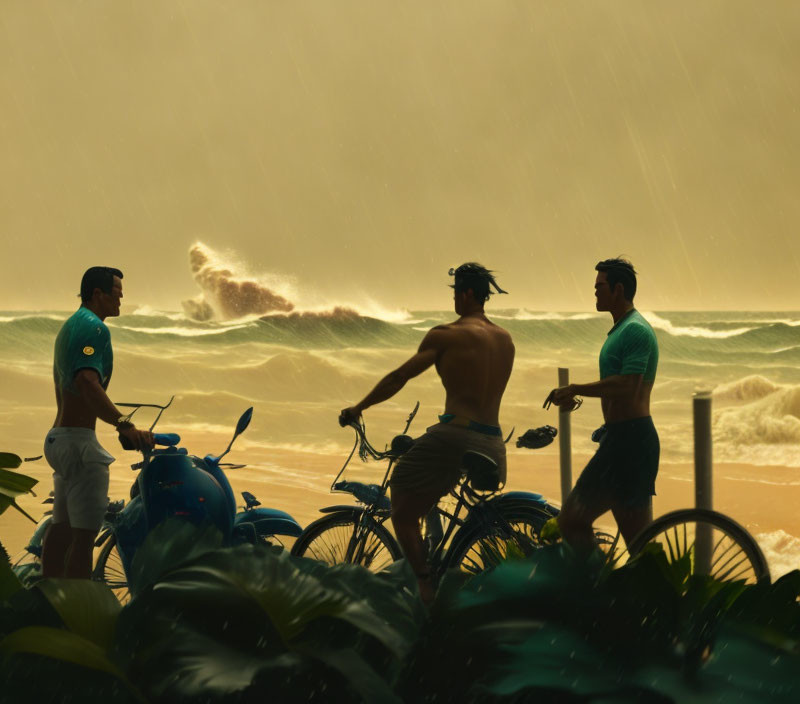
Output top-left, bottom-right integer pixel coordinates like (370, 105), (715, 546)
(41, 267), (154, 579)
(546, 258), (659, 552)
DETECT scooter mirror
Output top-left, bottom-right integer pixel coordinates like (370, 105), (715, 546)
(216, 407), (254, 463)
(234, 407), (253, 438)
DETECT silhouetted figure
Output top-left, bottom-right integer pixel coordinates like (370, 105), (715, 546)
(545, 258), (659, 552)
(340, 263), (514, 603)
(41, 267), (154, 579)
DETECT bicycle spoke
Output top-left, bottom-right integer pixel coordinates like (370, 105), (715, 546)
(299, 517), (397, 572)
(715, 553), (753, 582)
(710, 536), (738, 570)
(682, 522), (688, 557)
(630, 509), (767, 586)
(665, 526), (680, 563)
(712, 537), (749, 575)
(451, 509), (548, 575)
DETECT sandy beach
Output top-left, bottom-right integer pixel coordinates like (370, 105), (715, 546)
(5, 437), (799, 580)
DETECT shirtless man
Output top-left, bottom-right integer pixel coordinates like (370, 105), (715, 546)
(546, 258), (659, 553)
(339, 263), (515, 602)
(41, 267), (154, 579)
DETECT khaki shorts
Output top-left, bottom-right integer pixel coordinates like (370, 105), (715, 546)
(390, 422), (507, 498)
(44, 428), (114, 531)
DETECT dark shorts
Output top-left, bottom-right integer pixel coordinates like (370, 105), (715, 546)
(390, 423), (507, 498)
(572, 416), (660, 509)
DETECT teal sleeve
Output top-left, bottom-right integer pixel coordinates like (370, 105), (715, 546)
(67, 322), (110, 386)
(619, 325), (652, 376)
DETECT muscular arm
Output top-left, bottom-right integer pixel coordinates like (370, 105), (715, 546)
(568, 374), (643, 400)
(74, 369), (125, 425)
(546, 374), (643, 408)
(341, 329), (443, 422)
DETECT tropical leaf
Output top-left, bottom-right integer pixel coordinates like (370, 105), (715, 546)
(0, 453), (22, 470)
(482, 621), (673, 702)
(540, 516), (561, 543)
(724, 570), (800, 643)
(0, 653), (143, 704)
(0, 584), (61, 640)
(626, 623), (800, 703)
(122, 624), (383, 704)
(0, 466), (38, 497)
(127, 517), (224, 596)
(0, 466), (39, 522)
(0, 552), (24, 602)
(0, 626), (143, 701)
(116, 545), (415, 702)
(37, 578), (121, 649)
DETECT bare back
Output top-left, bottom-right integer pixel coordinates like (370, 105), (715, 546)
(433, 315), (514, 426)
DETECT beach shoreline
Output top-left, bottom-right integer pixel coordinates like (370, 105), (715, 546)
(4, 447), (799, 580)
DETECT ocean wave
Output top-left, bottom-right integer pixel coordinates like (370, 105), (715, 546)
(714, 383), (800, 446)
(712, 375), (782, 402)
(0, 313), (66, 325)
(492, 310), (602, 322)
(755, 530), (800, 580)
(129, 305), (187, 321)
(642, 312), (756, 339)
(183, 242), (296, 321)
(109, 323), (254, 337)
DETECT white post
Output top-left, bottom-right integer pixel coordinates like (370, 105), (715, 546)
(558, 368), (572, 503)
(693, 390), (713, 574)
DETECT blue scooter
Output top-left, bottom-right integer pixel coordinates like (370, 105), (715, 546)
(91, 399), (303, 600)
(16, 399), (303, 600)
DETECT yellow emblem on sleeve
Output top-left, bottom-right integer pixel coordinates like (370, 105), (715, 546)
(83, 346), (95, 356)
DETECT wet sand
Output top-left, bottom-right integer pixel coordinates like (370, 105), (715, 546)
(4, 439), (799, 579)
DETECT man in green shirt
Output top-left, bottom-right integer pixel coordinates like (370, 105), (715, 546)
(546, 258), (659, 552)
(41, 266), (154, 579)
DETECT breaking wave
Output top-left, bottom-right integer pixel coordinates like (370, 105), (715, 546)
(183, 242), (295, 320)
(755, 530), (800, 580)
(642, 312), (756, 339)
(181, 242), (415, 326)
(713, 380), (800, 452)
(713, 375), (783, 403)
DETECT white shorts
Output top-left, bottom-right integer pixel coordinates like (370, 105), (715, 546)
(44, 428), (115, 531)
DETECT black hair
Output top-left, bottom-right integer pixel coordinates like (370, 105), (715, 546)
(595, 257), (637, 301)
(80, 267), (123, 303)
(448, 262), (507, 304)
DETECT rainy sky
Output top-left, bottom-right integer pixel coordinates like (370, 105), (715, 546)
(2, 1), (799, 312)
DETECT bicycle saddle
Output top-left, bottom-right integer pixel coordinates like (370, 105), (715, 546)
(462, 451), (501, 492)
(516, 425), (557, 449)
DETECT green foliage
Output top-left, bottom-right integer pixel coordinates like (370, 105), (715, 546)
(0, 453), (23, 470)
(0, 523), (798, 702)
(0, 579), (143, 703)
(126, 517), (224, 597)
(0, 464), (39, 523)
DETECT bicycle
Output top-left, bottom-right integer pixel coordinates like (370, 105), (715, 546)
(291, 404), (559, 578)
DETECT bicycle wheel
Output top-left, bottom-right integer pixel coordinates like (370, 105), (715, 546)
(291, 511), (402, 572)
(447, 504), (553, 575)
(92, 535), (131, 604)
(594, 529), (629, 565)
(627, 508), (770, 584)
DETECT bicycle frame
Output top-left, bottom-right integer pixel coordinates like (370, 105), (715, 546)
(311, 407), (555, 575)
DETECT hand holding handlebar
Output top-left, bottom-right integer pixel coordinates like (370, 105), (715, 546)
(543, 385), (583, 412)
(118, 425), (156, 452)
(338, 406), (362, 428)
